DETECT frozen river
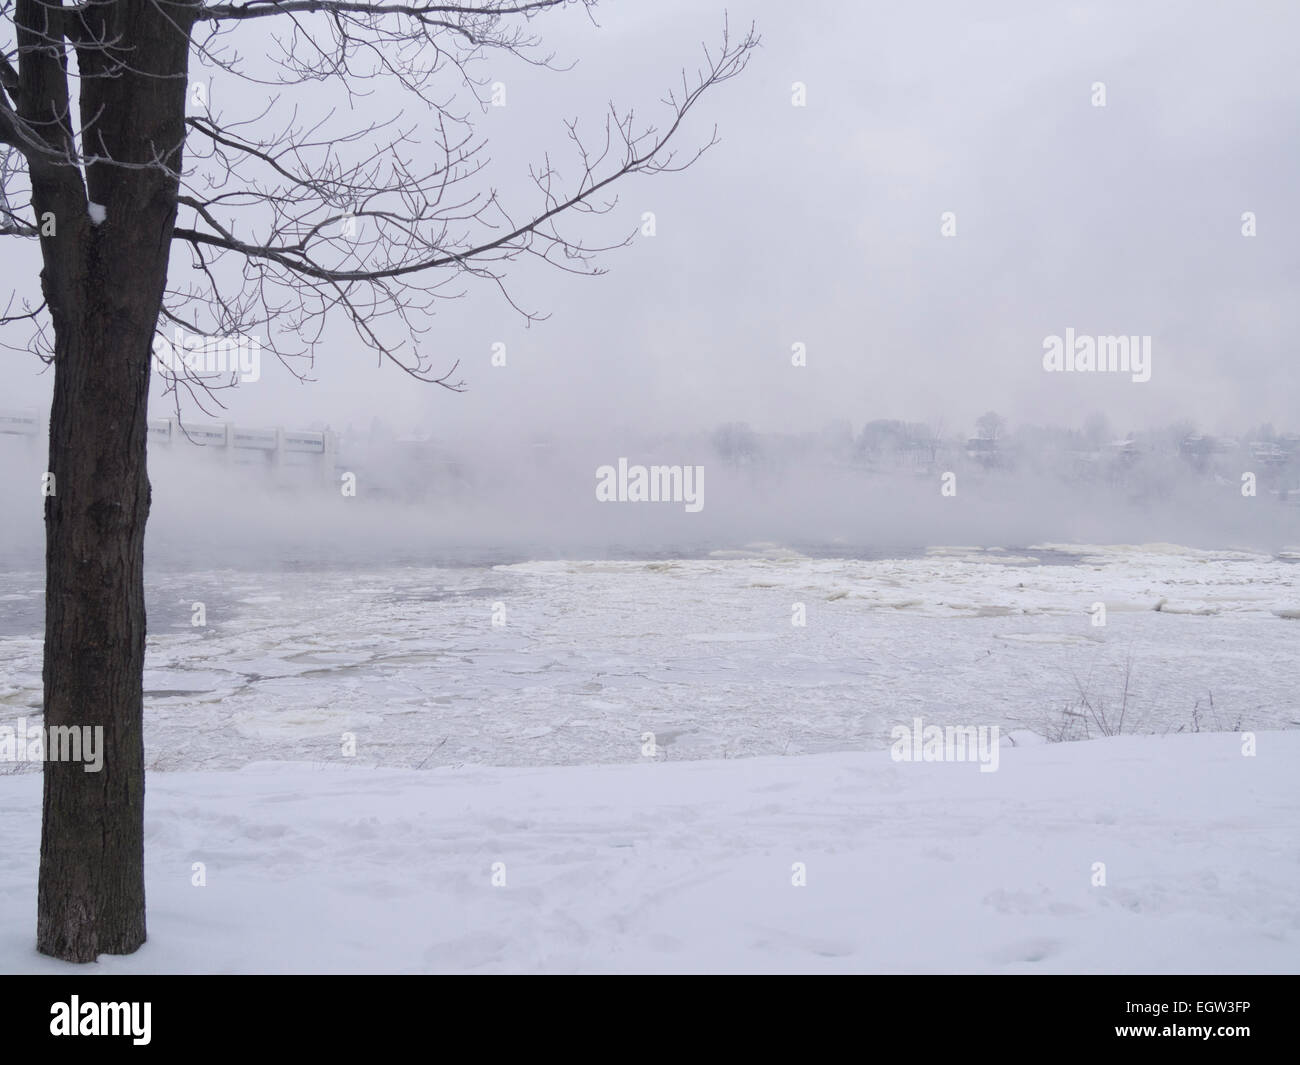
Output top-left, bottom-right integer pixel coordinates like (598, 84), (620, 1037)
(1, 543), (1297, 772)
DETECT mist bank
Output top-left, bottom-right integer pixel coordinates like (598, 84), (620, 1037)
(2, 425), (1297, 571)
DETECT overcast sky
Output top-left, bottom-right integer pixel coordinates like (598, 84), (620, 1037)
(3, 0), (1297, 442)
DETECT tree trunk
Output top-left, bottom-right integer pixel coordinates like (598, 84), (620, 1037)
(38, 306), (153, 962)
(25, 0), (195, 962)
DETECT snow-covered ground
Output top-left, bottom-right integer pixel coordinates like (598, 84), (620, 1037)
(0, 543), (1296, 972)
(0, 731), (1295, 973)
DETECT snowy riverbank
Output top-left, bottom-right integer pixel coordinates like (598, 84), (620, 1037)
(1, 729), (1294, 973)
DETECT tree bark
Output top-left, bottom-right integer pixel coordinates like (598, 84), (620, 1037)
(38, 298), (154, 961)
(27, 0), (194, 962)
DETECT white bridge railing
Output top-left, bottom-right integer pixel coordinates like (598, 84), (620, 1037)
(2, 410), (338, 484)
(0, 411), (41, 437)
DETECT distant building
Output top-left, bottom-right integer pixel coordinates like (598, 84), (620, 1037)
(964, 437), (999, 465)
(1249, 441), (1288, 469)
